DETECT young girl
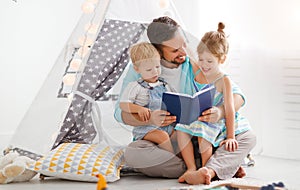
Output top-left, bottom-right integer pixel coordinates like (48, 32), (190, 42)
(175, 23), (252, 173)
(119, 42), (175, 153)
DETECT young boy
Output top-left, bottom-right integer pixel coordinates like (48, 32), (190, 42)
(119, 42), (175, 153)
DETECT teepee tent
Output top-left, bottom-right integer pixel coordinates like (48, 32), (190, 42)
(6, 0), (194, 160)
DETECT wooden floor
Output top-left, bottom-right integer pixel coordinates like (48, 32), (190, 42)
(1, 155), (299, 190)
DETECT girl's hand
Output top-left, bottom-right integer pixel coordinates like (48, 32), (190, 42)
(220, 138), (238, 152)
(198, 106), (224, 123)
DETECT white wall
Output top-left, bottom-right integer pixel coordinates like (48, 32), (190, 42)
(0, 0), (84, 151)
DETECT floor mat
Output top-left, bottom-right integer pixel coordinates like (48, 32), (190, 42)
(159, 178), (287, 190)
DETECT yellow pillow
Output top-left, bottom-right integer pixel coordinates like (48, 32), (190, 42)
(29, 143), (124, 182)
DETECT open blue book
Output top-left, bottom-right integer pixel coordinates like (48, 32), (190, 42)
(161, 85), (216, 125)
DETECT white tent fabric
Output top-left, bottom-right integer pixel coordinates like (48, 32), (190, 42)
(7, 0), (192, 160)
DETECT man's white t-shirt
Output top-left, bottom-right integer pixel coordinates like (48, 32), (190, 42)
(160, 64), (182, 92)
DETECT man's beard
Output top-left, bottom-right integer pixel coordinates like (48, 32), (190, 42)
(171, 56), (186, 65)
(162, 56), (185, 65)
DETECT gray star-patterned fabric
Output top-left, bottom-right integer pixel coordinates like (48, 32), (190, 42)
(3, 148), (43, 161)
(52, 19), (146, 150)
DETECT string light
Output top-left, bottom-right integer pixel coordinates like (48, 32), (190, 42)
(81, 1), (95, 13)
(158, 0), (170, 9)
(63, 74), (76, 86)
(70, 58), (82, 71)
(77, 46), (90, 57)
(78, 36), (93, 46)
(85, 23), (99, 34)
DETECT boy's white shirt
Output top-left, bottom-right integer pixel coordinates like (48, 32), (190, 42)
(120, 79), (174, 107)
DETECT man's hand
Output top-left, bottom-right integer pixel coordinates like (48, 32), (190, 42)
(149, 110), (176, 127)
(198, 106), (224, 123)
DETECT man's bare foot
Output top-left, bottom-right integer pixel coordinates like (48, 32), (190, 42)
(178, 167), (211, 185)
(234, 166), (246, 178)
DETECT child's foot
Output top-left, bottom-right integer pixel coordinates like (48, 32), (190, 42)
(179, 168), (196, 178)
(234, 166), (246, 178)
(178, 167), (211, 185)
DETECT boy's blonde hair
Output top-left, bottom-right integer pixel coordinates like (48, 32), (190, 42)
(197, 22), (229, 60)
(130, 42), (160, 66)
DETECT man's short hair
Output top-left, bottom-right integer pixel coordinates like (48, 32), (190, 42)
(147, 16), (179, 46)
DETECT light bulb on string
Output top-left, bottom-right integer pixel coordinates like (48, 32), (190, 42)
(63, 74), (76, 86)
(158, 0), (170, 9)
(85, 23), (99, 34)
(78, 36), (93, 47)
(81, 1), (95, 14)
(70, 58), (82, 71)
(77, 46), (90, 58)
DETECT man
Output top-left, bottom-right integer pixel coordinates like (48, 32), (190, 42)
(114, 16), (256, 184)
